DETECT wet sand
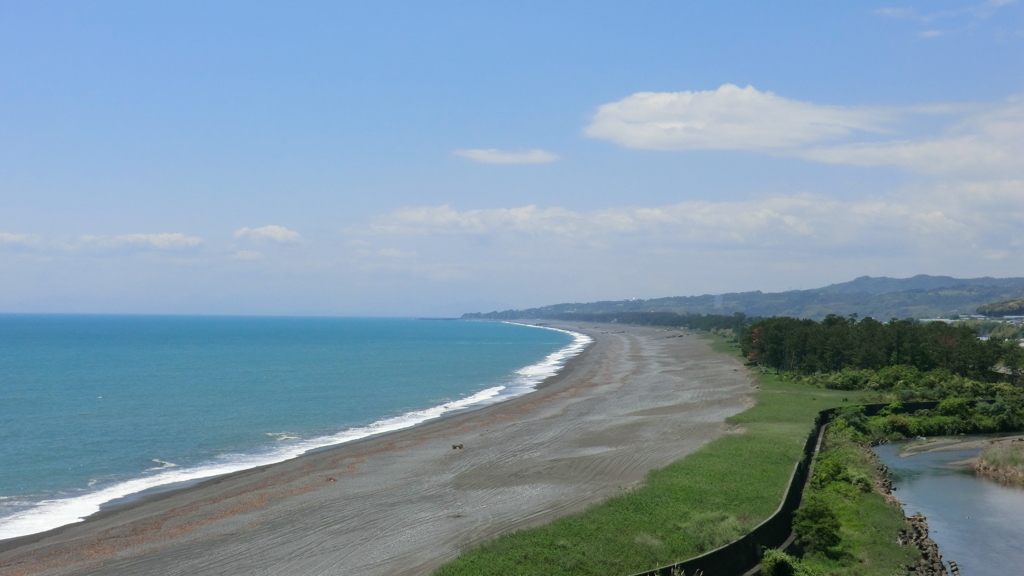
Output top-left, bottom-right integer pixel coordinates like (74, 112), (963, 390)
(0, 322), (754, 576)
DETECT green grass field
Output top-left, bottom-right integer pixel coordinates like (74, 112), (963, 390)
(433, 335), (874, 576)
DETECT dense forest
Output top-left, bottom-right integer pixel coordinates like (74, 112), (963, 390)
(740, 314), (1023, 384)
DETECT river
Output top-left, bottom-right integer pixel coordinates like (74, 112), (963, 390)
(873, 440), (1024, 576)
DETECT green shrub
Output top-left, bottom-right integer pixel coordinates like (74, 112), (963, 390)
(793, 496), (842, 553)
(760, 548), (824, 576)
(824, 368), (871, 391)
(937, 397), (971, 418)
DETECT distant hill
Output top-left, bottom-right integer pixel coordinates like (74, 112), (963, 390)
(462, 275), (1024, 321)
(977, 298), (1024, 317)
(817, 274), (1024, 295)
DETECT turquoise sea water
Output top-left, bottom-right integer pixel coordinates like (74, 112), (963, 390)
(0, 315), (586, 540)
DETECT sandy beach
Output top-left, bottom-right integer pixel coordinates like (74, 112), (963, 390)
(0, 322), (754, 576)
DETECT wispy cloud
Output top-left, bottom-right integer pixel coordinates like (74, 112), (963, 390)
(351, 178), (1024, 298)
(0, 232), (203, 253)
(586, 86), (1023, 177)
(798, 97), (1023, 176)
(79, 233), (203, 250)
(874, 0), (1015, 22)
(0, 232), (40, 247)
(234, 225), (300, 242)
(452, 148), (559, 164)
(369, 194), (986, 248)
(874, 0), (1016, 36)
(377, 248), (416, 258)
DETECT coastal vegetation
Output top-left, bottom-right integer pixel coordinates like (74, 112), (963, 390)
(741, 314), (1023, 384)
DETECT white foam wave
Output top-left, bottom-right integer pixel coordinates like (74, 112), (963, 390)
(0, 323), (591, 541)
(146, 459), (177, 471)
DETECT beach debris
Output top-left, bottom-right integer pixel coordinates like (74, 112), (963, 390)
(452, 444), (464, 449)
(326, 477), (336, 482)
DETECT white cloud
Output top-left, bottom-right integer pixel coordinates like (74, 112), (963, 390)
(369, 184), (1015, 250)
(78, 233), (203, 250)
(234, 225), (300, 243)
(587, 86), (1023, 177)
(344, 179), (1024, 306)
(584, 84), (892, 151)
(234, 250), (264, 260)
(452, 148), (559, 164)
(920, 30), (943, 37)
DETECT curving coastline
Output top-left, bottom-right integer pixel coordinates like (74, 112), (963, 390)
(0, 323), (590, 543)
(0, 322), (754, 576)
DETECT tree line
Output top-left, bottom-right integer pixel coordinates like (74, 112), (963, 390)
(741, 314), (1023, 382)
(550, 311), (754, 333)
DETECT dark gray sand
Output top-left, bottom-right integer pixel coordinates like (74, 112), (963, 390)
(0, 322), (754, 576)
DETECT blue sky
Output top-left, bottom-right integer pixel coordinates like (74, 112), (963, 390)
(1, 1), (1022, 315)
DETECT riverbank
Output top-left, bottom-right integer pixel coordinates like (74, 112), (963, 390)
(0, 322), (753, 576)
(899, 434), (1024, 484)
(875, 438), (1024, 576)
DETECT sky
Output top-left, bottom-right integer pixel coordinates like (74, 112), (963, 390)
(1, 1), (1022, 316)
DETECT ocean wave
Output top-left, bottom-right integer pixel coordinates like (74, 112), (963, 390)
(146, 459), (177, 471)
(0, 324), (591, 541)
(265, 432), (299, 441)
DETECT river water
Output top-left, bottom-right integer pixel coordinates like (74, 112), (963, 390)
(873, 440), (1024, 576)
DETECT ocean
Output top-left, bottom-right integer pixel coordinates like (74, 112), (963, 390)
(0, 315), (588, 540)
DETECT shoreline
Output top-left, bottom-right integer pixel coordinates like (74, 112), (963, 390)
(0, 322), (753, 576)
(0, 322), (590, 546)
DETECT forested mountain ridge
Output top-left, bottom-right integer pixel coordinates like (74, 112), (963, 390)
(462, 275), (1024, 321)
(816, 274), (1024, 295)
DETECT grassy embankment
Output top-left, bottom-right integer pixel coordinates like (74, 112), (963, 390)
(767, 422), (919, 576)
(979, 442), (1024, 474)
(976, 442), (1024, 484)
(434, 335), (893, 576)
